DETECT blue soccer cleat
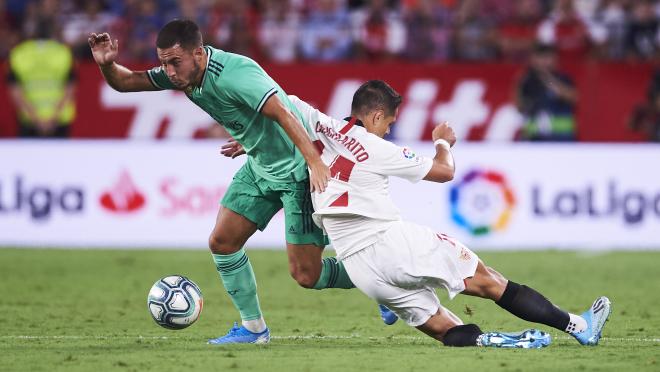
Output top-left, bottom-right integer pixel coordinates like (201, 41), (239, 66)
(379, 304), (398, 325)
(208, 322), (270, 345)
(572, 296), (612, 346)
(477, 329), (551, 349)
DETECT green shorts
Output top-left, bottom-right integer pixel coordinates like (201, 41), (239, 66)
(221, 163), (327, 247)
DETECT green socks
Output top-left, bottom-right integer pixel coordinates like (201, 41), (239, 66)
(213, 248), (262, 321)
(313, 257), (355, 290)
(214, 250), (352, 321)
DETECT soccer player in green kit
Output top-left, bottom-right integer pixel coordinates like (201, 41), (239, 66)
(88, 20), (358, 344)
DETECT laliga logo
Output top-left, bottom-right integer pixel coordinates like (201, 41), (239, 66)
(402, 147), (416, 159)
(100, 170), (146, 213)
(449, 169), (516, 236)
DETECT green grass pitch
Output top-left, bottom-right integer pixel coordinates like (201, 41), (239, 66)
(1, 248), (659, 371)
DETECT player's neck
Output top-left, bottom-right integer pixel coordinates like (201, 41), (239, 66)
(195, 49), (209, 87)
(355, 115), (381, 137)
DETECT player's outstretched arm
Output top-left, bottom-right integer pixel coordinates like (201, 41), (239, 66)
(88, 33), (158, 92)
(261, 95), (330, 193)
(424, 122), (456, 183)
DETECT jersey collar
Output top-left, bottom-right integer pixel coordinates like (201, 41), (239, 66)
(341, 117), (363, 134)
(197, 46), (212, 94)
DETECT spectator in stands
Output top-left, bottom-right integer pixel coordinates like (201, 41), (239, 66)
(452, 0), (498, 61)
(258, 0), (300, 63)
(0, 0), (20, 60)
(124, 0), (163, 62)
(402, 0), (454, 61)
(630, 69), (660, 142)
(497, 0), (543, 62)
(351, 0), (406, 61)
(5, 0), (29, 21)
(300, 0), (353, 61)
(624, 0), (659, 61)
(537, 0), (595, 61)
(515, 43), (578, 141)
(21, 0), (61, 41)
(62, 0), (117, 60)
(208, 0), (259, 58)
(172, 0), (210, 32)
(7, 19), (76, 138)
(479, 0), (515, 24)
(591, 0), (627, 60)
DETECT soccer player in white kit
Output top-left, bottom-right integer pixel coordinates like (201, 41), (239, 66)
(291, 80), (612, 348)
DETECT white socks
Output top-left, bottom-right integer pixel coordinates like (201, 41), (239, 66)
(243, 317), (267, 333)
(565, 313), (587, 334)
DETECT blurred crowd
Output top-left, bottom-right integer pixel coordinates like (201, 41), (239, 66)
(1, 0), (660, 64)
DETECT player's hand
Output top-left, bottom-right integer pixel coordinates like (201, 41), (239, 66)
(220, 139), (245, 159)
(309, 160), (330, 193)
(36, 118), (56, 136)
(88, 32), (118, 67)
(431, 121), (456, 147)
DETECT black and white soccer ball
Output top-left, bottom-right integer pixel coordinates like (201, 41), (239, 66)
(147, 275), (203, 330)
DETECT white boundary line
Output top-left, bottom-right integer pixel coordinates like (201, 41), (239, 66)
(1, 335), (659, 343)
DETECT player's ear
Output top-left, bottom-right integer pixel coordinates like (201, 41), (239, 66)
(193, 46), (204, 60)
(368, 110), (378, 127)
(374, 109), (385, 124)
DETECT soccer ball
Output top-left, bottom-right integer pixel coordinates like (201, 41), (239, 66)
(147, 275), (203, 330)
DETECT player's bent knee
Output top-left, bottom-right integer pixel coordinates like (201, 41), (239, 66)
(464, 265), (506, 300)
(208, 232), (241, 255)
(289, 267), (317, 289)
(479, 266), (507, 300)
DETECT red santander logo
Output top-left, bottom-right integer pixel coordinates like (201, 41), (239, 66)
(100, 170), (146, 213)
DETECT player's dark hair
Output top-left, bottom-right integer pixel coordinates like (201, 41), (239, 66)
(351, 80), (402, 117)
(156, 19), (203, 50)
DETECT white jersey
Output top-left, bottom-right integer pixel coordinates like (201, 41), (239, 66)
(290, 96), (433, 259)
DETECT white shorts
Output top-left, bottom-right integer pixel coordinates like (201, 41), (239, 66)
(342, 221), (479, 327)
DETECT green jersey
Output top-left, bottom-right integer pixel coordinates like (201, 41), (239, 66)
(147, 46), (309, 183)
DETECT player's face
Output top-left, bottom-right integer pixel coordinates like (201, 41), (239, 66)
(371, 108), (399, 138)
(157, 44), (203, 90)
(531, 52), (556, 72)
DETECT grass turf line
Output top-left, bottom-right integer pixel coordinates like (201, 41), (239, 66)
(0, 248), (658, 371)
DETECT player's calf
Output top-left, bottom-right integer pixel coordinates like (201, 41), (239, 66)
(287, 243), (355, 290)
(286, 242), (323, 288)
(416, 306), (464, 343)
(463, 260), (603, 344)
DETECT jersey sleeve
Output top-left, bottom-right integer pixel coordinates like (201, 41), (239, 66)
(146, 66), (176, 90)
(288, 95), (318, 126)
(288, 95), (310, 116)
(369, 140), (433, 183)
(223, 59), (278, 113)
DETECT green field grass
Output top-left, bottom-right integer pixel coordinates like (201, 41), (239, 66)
(1, 248), (659, 372)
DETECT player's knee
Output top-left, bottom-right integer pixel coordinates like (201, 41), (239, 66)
(291, 271), (317, 289)
(466, 264), (507, 300)
(208, 232), (240, 255)
(289, 266), (318, 289)
(481, 266), (507, 300)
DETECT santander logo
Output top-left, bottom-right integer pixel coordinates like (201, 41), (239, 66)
(100, 170), (146, 213)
